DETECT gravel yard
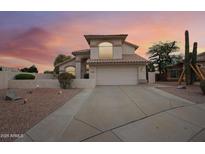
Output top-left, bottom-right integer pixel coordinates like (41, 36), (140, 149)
(0, 88), (80, 142)
(157, 82), (205, 104)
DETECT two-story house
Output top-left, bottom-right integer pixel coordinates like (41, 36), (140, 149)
(56, 34), (147, 85)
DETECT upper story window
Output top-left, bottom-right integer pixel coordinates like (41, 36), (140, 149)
(98, 42), (113, 59)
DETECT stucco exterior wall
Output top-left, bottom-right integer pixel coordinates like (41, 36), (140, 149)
(59, 59), (76, 72)
(71, 79), (96, 88)
(0, 72), (56, 89)
(90, 39), (123, 59)
(138, 65), (147, 83)
(122, 43), (136, 54)
(1, 70), (96, 89)
(35, 73), (55, 79)
(148, 72), (156, 84)
(8, 79), (60, 89)
(75, 62), (81, 79)
(90, 47), (99, 59)
(0, 71), (20, 89)
(0, 73), (8, 89)
(113, 46), (123, 59)
(8, 79), (96, 89)
(90, 40), (138, 59)
(89, 66), (96, 79)
(90, 39), (122, 47)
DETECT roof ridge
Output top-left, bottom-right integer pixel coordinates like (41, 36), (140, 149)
(72, 49), (90, 52)
(134, 53), (148, 61)
(55, 57), (75, 67)
(124, 41), (139, 49)
(72, 49), (90, 56)
(122, 53), (148, 61)
(84, 34), (128, 36)
(198, 52), (205, 56)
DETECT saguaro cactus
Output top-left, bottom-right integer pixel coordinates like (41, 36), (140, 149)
(190, 52), (194, 84)
(191, 42), (198, 83)
(192, 42), (198, 66)
(185, 30), (191, 85)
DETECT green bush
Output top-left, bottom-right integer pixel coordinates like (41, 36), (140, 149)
(20, 65), (38, 73)
(15, 73), (35, 80)
(200, 80), (205, 94)
(58, 72), (75, 89)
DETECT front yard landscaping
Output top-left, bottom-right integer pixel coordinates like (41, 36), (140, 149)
(0, 88), (80, 141)
(157, 82), (205, 104)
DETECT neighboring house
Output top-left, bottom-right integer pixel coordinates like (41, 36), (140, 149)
(197, 52), (205, 67)
(197, 52), (205, 76)
(166, 62), (183, 81)
(0, 66), (19, 72)
(56, 34), (147, 85)
(165, 52), (205, 81)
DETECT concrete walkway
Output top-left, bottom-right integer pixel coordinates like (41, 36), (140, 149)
(16, 89), (94, 142)
(17, 85), (205, 142)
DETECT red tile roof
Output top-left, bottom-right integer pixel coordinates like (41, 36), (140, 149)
(84, 34), (128, 44)
(198, 52), (205, 62)
(87, 54), (147, 64)
(72, 49), (90, 56)
(124, 41), (139, 49)
(55, 57), (75, 67)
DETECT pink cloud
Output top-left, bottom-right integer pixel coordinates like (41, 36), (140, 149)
(1, 12), (205, 72)
(0, 27), (69, 71)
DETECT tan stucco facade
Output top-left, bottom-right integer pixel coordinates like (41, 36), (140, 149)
(59, 58), (76, 73)
(58, 34), (147, 85)
(90, 39), (123, 59)
(122, 43), (136, 54)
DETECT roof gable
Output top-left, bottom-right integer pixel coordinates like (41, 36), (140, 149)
(87, 54), (147, 64)
(84, 34), (128, 44)
(72, 49), (90, 56)
(124, 41), (139, 49)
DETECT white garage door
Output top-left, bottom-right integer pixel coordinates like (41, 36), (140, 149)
(96, 65), (138, 85)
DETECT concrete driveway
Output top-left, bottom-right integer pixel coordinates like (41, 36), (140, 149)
(17, 85), (205, 142)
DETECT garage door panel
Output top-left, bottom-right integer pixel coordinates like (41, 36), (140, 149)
(96, 66), (138, 85)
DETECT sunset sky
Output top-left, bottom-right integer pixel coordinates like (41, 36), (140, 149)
(0, 11), (205, 72)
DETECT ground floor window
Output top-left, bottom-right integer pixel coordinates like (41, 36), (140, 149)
(66, 66), (75, 76)
(170, 69), (180, 78)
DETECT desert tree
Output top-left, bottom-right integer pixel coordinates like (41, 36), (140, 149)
(147, 41), (180, 79)
(53, 54), (72, 74)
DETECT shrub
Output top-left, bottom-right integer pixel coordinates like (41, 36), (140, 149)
(58, 72), (75, 89)
(84, 73), (89, 79)
(200, 80), (205, 94)
(20, 65), (38, 73)
(15, 73), (35, 80)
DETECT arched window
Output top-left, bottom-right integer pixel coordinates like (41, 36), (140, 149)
(66, 66), (75, 76)
(98, 42), (113, 59)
